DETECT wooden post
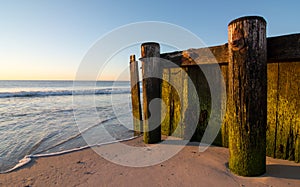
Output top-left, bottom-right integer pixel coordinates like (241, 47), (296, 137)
(130, 55), (143, 136)
(228, 16), (267, 176)
(141, 42), (162, 143)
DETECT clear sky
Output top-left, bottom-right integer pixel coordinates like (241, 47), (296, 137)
(0, 0), (299, 80)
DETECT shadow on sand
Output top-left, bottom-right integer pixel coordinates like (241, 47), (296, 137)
(225, 162), (300, 180)
(263, 164), (300, 180)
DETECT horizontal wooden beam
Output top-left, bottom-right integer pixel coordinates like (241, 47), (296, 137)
(160, 44), (228, 67)
(267, 33), (300, 62)
(160, 33), (300, 67)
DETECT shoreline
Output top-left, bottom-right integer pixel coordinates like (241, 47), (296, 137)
(0, 135), (140, 174)
(1, 136), (300, 186)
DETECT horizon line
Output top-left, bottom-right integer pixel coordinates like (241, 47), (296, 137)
(0, 79), (130, 82)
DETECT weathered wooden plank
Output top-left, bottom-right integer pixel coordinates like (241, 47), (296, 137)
(266, 63), (279, 158)
(160, 68), (181, 137)
(160, 33), (300, 66)
(185, 66), (211, 141)
(200, 63), (225, 146)
(275, 62), (300, 161)
(160, 63), (227, 145)
(181, 45), (229, 66)
(220, 64), (229, 148)
(161, 69), (172, 136)
(227, 16), (267, 176)
(129, 55), (143, 136)
(161, 67), (190, 138)
(268, 34), (300, 62)
(160, 44), (228, 67)
(182, 66), (201, 140)
(169, 68), (184, 137)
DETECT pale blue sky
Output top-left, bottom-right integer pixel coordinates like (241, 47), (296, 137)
(0, 0), (299, 80)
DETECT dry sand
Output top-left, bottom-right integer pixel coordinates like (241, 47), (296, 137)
(1, 136), (300, 187)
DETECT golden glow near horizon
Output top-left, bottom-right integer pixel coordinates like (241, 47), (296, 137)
(0, 70), (130, 81)
(0, 62), (130, 81)
(0, 50), (131, 81)
(0, 62), (76, 80)
(0, 65), (131, 81)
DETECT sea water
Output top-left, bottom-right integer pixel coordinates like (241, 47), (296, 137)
(0, 80), (134, 172)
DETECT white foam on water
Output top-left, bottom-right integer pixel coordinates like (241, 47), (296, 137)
(0, 88), (130, 98)
(0, 135), (140, 174)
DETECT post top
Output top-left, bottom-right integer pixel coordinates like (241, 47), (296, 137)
(130, 55), (136, 63)
(228, 16), (266, 26)
(141, 42), (160, 58)
(141, 42), (160, 47)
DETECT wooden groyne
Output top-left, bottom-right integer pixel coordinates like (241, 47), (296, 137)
(129, 16), (300, 176)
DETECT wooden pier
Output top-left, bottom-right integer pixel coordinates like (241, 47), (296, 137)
(129, 16), (300, 176)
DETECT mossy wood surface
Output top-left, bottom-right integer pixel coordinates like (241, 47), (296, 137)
(137, 31), (300, 163)
(267, 62), (300, 162)
(141, 43), (162, 144)
(160, 61), (299, 163)
(227, 16), (267, 176)
(130, 56), (143, 136)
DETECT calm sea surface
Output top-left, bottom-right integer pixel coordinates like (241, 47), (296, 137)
(0, 80), (134, 172)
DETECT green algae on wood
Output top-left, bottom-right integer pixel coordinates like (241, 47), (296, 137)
(266, 63), (279, 158)
(129, 55), (143, 136)
(161, 68), (184, 138)
(274, 62), (300, 161)
(227, 16), (267, 176)
(141, 42), (162, 144)
(161, 68), (171, 136)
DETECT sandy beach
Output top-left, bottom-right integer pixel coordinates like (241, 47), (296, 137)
(0, 136), (299, 187)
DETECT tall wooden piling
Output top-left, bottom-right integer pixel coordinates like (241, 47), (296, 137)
(228, 16), (267, 176)
(141, 42), (162, 143)
(130, 55), (143, 136)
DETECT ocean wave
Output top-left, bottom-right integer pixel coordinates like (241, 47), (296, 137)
(0, 88), (130, 98)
